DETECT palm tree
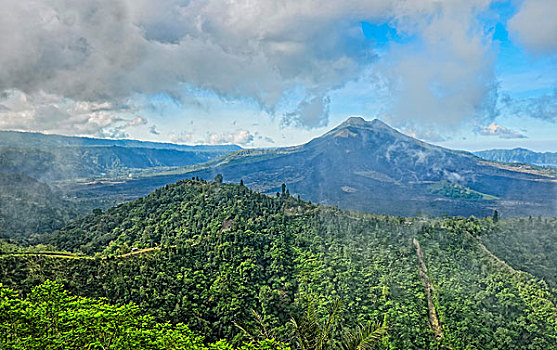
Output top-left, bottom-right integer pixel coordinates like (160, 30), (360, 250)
(237, 298), (387, 350)
(289, 298), (387, 350)
(339, 322), (387, 350)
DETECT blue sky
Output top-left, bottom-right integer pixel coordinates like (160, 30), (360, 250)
(0, 0), (556, 151)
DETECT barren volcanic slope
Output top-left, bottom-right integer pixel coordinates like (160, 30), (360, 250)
(180, 117), (556, 217)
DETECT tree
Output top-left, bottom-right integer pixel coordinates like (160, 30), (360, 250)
(493, 210), (499, 223)
(0, 281), (291, 350)
(289, 299), (387, 350)
(236, 299), (387, 350)
(215, 174), (224, 184)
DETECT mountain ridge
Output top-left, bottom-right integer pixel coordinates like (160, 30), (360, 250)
(474, 147), (557, 167)
(0, 130), (242, 152)
(176, 117), (556, 217)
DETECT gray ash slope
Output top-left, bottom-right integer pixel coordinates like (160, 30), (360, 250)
(181, 117), (556, 217)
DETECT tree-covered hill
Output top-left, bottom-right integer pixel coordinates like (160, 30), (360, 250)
(2, 179), (556, 349)
(0, 173), (78, 241)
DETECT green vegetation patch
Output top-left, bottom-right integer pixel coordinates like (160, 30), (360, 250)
(428, 180), (498, 200)
(0, 280), (288, 350)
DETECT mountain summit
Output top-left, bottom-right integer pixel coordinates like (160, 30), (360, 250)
(322, 117), (400, 137)
(180, 117), (555, 216)
(308, 117), (428, 151)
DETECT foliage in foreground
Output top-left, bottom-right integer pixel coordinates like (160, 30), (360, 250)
(0, 280), (288, 350)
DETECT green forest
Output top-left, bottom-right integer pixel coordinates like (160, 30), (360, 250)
(1, 179), (556, 349)
(0, 173), (79, 240)
(0, 280), (287, 350)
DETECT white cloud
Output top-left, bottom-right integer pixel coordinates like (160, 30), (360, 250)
(0, 90), (144, 138)
(283, 95), (331, 128)
(379, 0), (498, 134)
(169, 131), (196, 144)
(0, 0), (504, 133)
(169, 128), (253, 145)
(0, 0), (383, 128)
(207, 129), (253, 145)
(478, 122), (527, 139)
(127, 116), (148, 127)
(508, 0), (557, 55)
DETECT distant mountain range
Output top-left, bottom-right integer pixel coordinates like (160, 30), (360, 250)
(0, 130), (240, 152)
(474, 148), (557, 167)
(0, 130), (240, 181)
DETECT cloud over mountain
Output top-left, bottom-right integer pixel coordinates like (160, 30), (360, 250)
(478, 122), (527, 139)
(0, 0), (505, 133)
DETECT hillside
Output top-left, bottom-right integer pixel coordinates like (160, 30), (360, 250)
(475, 148), (557, 167)
(3, 180), (556, 349)
(175, 117), (557, 217)
(0, 145), (238, 181)
(0, 173), (78, 240)
(0, 130), (241, 153)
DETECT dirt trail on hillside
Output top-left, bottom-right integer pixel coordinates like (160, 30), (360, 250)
(1, 247), (161, 260)
(413, 238), (444, 340)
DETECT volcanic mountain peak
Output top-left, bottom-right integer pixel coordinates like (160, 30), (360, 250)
(341, 116), (367, 125)
(317, 117), (398, 142)
(335, 117), (392, 131)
